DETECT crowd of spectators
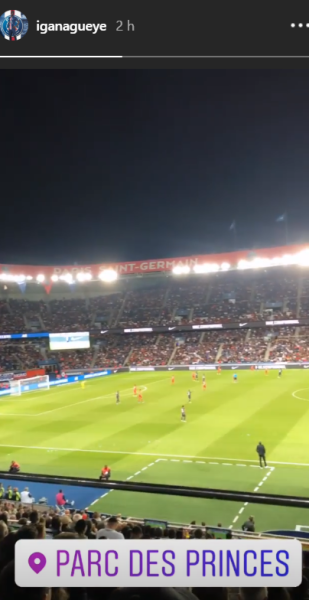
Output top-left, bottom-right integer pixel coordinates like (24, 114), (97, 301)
(1, 326), (309, 371)
(119, 288), (172, 328)
(48, 349), (94, 371)
(219, 331), (268, 364)
(128, 333), (175, 366)
(171, 334), (216, 365)
(268, 328), (309, 363)
(1, 270), (309, 369)
(1, 267), (309, 334)
(42, 299), (92, 332)
(0, 502), (308, 600)
(0, 340), (45, 371)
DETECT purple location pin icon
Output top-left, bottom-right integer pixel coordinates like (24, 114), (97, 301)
(28, 552), (47, 574)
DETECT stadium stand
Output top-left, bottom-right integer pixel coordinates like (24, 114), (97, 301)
(1, 266), (309, 335)
(2, 266), (309, 370)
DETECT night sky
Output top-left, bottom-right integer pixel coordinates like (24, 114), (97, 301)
(2, 70), (309, 266)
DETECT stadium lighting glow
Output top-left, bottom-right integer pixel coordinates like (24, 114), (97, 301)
(172, 266), (191, 275)
(0, 273), (30, 282)
(237, 259), (250, 270)
(76, 272), (92, 282)
(281, 254), (294, 265)
(221, 262), (230, 271)
(194, 263), (220, 274)
(51, 275), (59, 282)
(99, 269), (118, 282)
(26, 276), (33, 281)
(60, 273), (73, 283)
(296, 249), (309, 266)
(193, 265), (205, 274)
(36, 274), (45, 283)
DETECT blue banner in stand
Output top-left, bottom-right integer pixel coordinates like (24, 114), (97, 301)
(0, 333), (49, 340)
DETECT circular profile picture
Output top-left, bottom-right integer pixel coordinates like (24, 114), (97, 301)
(0, 10), (28, 41)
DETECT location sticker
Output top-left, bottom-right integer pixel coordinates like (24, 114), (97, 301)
(28, 552), (47, 574)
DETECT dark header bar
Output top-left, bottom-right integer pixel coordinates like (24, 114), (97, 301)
(0, 0), (308, 61)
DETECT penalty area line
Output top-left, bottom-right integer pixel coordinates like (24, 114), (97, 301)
(35, 385), (148, 416)
(0, 444), (307, 467)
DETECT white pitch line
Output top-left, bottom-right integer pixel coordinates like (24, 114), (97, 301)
(88, 460), (158, 507)
(36, 394), (106, 416)
(229, 467), (275, 529)
(35, 385), (148, 416)
(33, 376), (168, 417)
(0, 443), (307, 468)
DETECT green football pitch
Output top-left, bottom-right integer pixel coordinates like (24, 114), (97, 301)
(1, 369), (309, 532)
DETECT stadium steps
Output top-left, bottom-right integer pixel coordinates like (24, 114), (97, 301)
(245, 329), (251, 341)
(162, 287), (170, 307)
(199, 332), (206, 343)
(250, 282), (256, 301)
(37, 314), (45, 330)
(296, 278), (303, 317)
(264, 342), (272, 361)
(91, 346), (99, 367)
(205, 284), (212, 304)
(168, 346), (177, 365)
(124, 348), (133, 365)
(111, 292), (128, 327)
(216, 343), (223, 361)
(40, 345), (48, 361)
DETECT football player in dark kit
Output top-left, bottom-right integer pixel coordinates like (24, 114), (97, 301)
(256, 442), (267, 467)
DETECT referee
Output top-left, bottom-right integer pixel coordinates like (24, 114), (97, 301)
(256, 442), (267, 467)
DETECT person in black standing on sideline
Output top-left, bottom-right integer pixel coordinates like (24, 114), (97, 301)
(256, 442), (267, 467)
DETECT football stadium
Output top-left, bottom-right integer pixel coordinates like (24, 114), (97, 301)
(1, 244), (309, 542)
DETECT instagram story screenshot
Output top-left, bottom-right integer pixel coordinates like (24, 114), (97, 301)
(0, 0), (309, 598)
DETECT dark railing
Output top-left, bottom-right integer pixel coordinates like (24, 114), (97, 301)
(1, 471), (309, 509)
